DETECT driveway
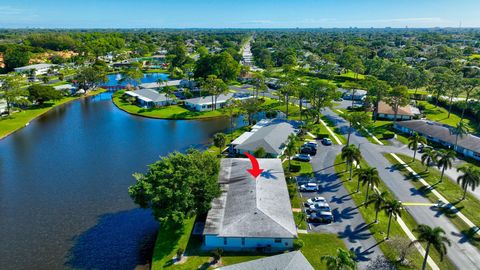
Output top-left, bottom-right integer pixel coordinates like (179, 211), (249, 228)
(322, 107), (480, 270)
(299, 143), (383, 269)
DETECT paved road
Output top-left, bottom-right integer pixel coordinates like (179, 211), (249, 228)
(322, 107), (480, 270)
(304, 143), (383, 269)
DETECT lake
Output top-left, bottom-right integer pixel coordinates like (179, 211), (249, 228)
(105, 72), (169, 87)
(0, 92), (245, 269)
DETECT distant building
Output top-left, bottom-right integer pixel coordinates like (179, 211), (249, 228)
(218, 251), (313, 270)
(124, 89), (175, 108)
(342, 89), (367, 101)
(394, 120), (480, 160)
(376, 101), (420, 121)
(233, 119), (299, 158)
(14, 64), (56, 76)
(203, 158), (297, 251)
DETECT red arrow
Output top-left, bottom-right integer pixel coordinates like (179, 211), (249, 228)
(245, 152), (264, 178)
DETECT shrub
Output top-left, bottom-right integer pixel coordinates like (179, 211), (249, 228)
(212, 248), (223, 263)
(289, 164), (301, 172)
(176, 247), (184, 259)
(383, 132), (395, 139)
(316, 133), (329, 139)
(293, 239), (304, 250)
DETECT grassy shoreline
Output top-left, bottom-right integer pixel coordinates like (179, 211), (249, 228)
(0, 88), (106, 140)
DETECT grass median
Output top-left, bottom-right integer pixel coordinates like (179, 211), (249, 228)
(384, 153), (480, 250)
(334, 155), (456, 270)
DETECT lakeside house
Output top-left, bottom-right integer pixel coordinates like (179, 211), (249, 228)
(53, 84), (77, 95)
(139, 80), (183, 89)
(376, 101), (420, 120)
(14, 64), (56, 76)
(394, 120), (480, 160)
(203, 158), (297, 250)
(218, 251), (313, 270)
(231, 119), (300, 158)
(124, 89), (175, 108)
(184, 92), (252, 112)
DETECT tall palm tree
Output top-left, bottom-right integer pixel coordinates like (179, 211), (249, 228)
(408, 132), (427, 161)
(382, 199), (403, 239)
(156, 77), (166, 88)
(435, 149), (456, 183)
(366, 190), (389, 223)
(355, 167), (381, 202)
(457, 165), (480, 200)
(341, 145), (362, 181)
(421, 148), (437, 172)
(284, 140), (297, 173)
(410, 224), (451, 270)
(321, 248), (357, 270)
(451, 121), (469, 151)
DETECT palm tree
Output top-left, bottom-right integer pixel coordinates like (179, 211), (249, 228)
(366, 190), (389, 223)
(457, 165), (480, 200)
(156, 77), (166, 88)
(162, 86), (176, 105)
(321, 248), (356, 270)
(451, 121), (469, 151)
(421, 148), (437, 172)
(341, 145), (362, 181)
(408, 132), (427, 161)
(410, 224), (451, 270)
(435, 149), (456, 183)
(354, 167), (380, 202)
(284, 140), (297, 173)
(382, 199), (403, 239)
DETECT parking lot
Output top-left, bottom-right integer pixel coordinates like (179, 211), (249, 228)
(296, 141), (382, 265)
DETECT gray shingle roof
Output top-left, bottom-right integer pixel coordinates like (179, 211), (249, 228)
(125, 89), (168, 103)
(204, 158), (297, 238)
(237, 122), (296, 155)
(218, 251), (314, 270)
(395, 120), (480, 152)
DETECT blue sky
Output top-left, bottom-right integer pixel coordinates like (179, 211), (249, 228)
(1, 0), (479, 28)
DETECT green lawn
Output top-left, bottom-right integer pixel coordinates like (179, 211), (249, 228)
(419, 101), (475, 131)
(0, 89), (105, 140)
(298, 233), (347, 270)
(334, 155), (456, 270)
(384, 153), (480, 250)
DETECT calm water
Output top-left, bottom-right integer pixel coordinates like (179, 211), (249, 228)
(105, 72), (169, 86)
(0, 92), (244, 269)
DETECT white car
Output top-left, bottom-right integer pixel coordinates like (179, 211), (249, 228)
(306, 202), (331, 214)
(304, 196), (327, 206)
(299, 183), (319, 192)
(303, 141), (318, 149)
(293, 154), (311, 162)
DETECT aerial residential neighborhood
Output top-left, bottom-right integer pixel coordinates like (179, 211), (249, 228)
(1, 1), (480, 270)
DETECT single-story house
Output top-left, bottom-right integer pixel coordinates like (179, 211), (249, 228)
(124, 88), (175, 108)
(203, 158), (297, 250)
(14, 64), (56, 76)
(234, 120), (298, 158)
(54, 84), (77, 95)
(218, 251), (313, 270)
(376, 101), (420, 120)
(342, 89), (367, 101)
(184, 93), (252, 112)
(394, 120), (480, 160)
(0, 99), (7, 114)
(139, 80), (182, 89)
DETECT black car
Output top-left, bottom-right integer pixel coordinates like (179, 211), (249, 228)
(300, 145), (317, 155)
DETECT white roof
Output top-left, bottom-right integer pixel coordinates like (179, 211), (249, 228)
(230, 132), (254, 145)
(14, 64), (55, 71)
(139, 80), (181, 89)
(53, 84), (75, 90)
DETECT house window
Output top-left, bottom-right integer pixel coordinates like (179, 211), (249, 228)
(241, 238), (245, 246)
(274, 238), (282, 243)
(224, 238), (228, 245)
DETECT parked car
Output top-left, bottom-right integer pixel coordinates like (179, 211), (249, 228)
(304, 196), (327, 207)
(335, 98), (344, 102)
(321, 138), (333, 145)
(306, 202), (331, 214)
(303, 141), (318, 149)
(307, 211), (334, 223)
(300, 145), (317, 155)
(299, 182), (319, 192)
(432, 200), (457, 213)
(293, 153), (311, 162)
